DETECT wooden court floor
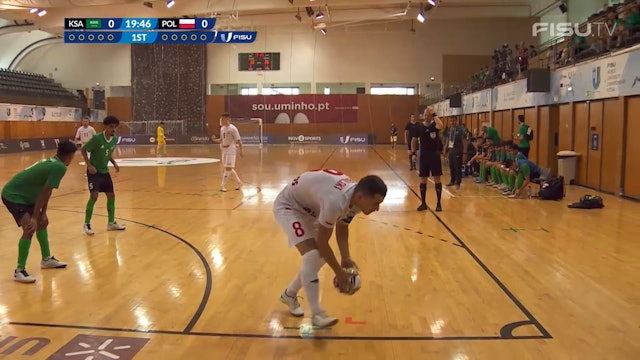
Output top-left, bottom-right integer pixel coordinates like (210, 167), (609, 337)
(0, 144), (638, 360)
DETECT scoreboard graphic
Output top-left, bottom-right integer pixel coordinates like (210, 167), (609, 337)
(64, 18), (257, 44)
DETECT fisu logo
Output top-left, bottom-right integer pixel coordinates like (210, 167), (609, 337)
(340, 136), (351, 144)
(592, 66), (601, 90)
(221, 32), (233, 43)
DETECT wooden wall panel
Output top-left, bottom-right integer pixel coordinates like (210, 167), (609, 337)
(601, 97), (624, 194)
(537, 106), (550, 168)
(587, 101), (604, 188)
(524, 107), (538, 163)
(624, 96), (640, 198)
(574, 102), (589, 185)
(547, 105), (560, 176)
(106, 97), (133, 123)
(559, 103), (573, 151)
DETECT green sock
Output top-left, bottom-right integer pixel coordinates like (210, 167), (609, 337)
(509, 173), (516, 190)
(479, 164), (486, 180)
(36, 229), (51, 259)
(17, 238), (32, 269)
(85, 198), (96, 224)
(107, 197), (115, 223)
(491, 167), (498, 183)
(515, 174), (524, 190)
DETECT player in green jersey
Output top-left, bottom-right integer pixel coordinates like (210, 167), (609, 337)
(2, 140), (77, 283)
(81, 116), (126, 235)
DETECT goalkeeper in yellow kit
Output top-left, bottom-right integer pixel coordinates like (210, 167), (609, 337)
(156, 121), (167, 155)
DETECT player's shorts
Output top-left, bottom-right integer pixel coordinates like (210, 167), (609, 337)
(419, 151), (443, 177)
(221, 150), (236, 168)
(2, 197), (36, 227)
(390, 135), (397, 142)
(87, 172), (114, 193)
(273, 191), (317, 248)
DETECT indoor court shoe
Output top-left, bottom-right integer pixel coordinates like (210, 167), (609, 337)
(435, 203), (442, 212)
(14, 268), (36, 283)
(41, 256), (67, 269)
(107, 222), (126, 231)
(312, 313), (338, 328)
(83, 223), (95, 235)
(220, 186), (227, 192)
(235, 183), (243, 191)
(417, 203), (428, 211)
(280, 290), (304, 317)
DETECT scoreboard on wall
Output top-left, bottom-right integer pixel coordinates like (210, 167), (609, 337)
(63, 18), (257, 44)
(238, 53), (280, 71)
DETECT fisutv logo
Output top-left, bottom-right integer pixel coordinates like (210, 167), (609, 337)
(214, 31), (257, 44)
(339, 135), (368, 144)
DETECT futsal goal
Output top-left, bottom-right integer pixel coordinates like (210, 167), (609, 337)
(230, 117), (264, 148)
(121, 120), (186, 138)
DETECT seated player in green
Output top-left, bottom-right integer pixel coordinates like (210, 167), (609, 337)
(1, 140), (78, 283)
(82, 115), (126, 235)
(507, 158), (542, 199)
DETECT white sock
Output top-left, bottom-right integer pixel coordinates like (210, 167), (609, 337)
(221, 170), (229, 187)
(230, 169), (242, 185)
(300, 249), (325, 316)
(285, 273), (302, 297)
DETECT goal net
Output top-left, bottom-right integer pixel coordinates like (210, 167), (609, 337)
(121, 120), (186, 138)
(231, 117), (264, 147)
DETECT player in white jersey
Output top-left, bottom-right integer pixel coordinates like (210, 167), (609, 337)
(210, 112), (244, 192)
(274, 169), (387, 328)
(74, 117), (97, 147)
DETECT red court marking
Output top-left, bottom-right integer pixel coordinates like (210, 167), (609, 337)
(345, 316), (366, 325)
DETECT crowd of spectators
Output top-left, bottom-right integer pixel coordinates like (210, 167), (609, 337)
(448, 0), (640, 97)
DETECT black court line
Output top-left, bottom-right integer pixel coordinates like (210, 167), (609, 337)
(8, 321), (548, 341)
(47, 207), (212, 334)
(371, 147), (552, 339)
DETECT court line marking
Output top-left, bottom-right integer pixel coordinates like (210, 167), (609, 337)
(372, 147), (552, 339)
(8, 321), (549, 341)
(47, 207), (212, 334)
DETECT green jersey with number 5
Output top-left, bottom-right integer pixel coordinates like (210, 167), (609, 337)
(83, 132), (118, 174)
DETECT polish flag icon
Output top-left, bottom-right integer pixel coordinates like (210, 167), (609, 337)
(179, 19), (196, 29)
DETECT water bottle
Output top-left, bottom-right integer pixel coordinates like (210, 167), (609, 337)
(527, 186), (532, 199)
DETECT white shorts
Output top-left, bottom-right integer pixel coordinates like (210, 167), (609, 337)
(273, 191), (317, 247)
(221, 150), (236, 168)
(390, 135), (397, 142)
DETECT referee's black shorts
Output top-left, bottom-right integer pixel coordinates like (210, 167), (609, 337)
(419, 151), (443, 177)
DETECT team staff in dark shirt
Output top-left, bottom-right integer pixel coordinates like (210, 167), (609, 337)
(411, 108), (444, 212)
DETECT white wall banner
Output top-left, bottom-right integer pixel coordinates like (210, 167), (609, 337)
(432, 100), (462, 117)
(462, 88), (491, 114)
(491, 79), (549, 111)
(551, 50), (640, 103)
(0, 103), (82, 122)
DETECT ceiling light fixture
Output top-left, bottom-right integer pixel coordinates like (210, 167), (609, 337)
(37, 9), (47, 16)
(167, 0), (175, 8)
(29, 8), (38, 13)
(320, 28), (326, 35)
(428, 0), (436, 6)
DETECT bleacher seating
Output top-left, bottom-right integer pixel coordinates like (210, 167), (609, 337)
(0, 68), (77, 99)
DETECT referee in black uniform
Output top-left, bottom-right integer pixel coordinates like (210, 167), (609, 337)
(404, 114), (419, 170)
(412, 108), (444, 212)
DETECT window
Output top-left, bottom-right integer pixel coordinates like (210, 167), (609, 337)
(262, 87), (300, 95)
(370, 87), (416, 95)
(240, 88), (258, 95)
(324, 87), (331, 95)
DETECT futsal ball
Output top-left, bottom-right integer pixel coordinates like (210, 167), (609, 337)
(333, 267), (362, 295)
